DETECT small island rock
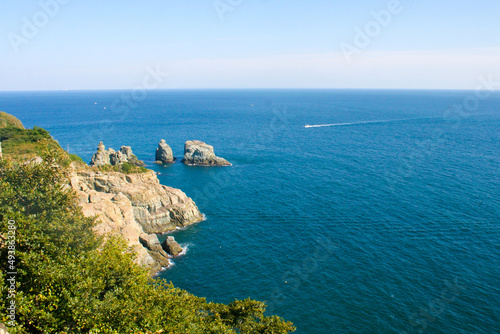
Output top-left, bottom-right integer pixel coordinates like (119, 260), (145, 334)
(161, 236), (184, 256)
(155, 139), (174, 164)
(181, 140), (231, 166)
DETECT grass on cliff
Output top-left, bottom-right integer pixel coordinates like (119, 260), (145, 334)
(96, 162), (149, 174)
(1, 112), (149, 174)
(0, 122), (62, 163)
(0, 112), (24, 129)
(0, 150), (295, 333)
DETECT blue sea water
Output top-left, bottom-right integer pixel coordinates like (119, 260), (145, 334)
(1, 89), (499, 333)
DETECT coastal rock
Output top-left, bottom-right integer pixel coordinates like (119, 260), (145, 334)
(162, 236), (183, 256)
(155, 139), (174, 164)
(90, 142), (111, 166)
(89, 142), (145, 167)
(139, 233), (171, 267)
(121, 146), (133, 157)
(69, 164), (203, 273)
(182, 140), (232, 166)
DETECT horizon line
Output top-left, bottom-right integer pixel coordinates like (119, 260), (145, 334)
(1, 87), (498, 93)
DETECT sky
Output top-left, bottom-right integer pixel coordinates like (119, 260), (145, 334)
(0, 0), (499, 91)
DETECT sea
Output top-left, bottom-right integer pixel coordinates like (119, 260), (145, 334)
(1, 89), (499, 334)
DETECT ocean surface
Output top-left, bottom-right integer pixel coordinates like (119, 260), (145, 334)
(1, 89), (499, 333)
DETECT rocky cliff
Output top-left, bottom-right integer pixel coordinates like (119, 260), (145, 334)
(69, 164), (203, 273)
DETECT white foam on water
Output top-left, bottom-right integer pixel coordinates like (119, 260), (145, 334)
(178, 243), (192, 256)
(304, 116), (447, 128)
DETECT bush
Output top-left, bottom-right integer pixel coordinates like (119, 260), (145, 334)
(0, 151), (295, 333)
(69, 154), (84, 163)
(0, 125), (57, 162)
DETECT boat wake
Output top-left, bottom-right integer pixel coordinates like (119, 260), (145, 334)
(304, 116), (445, 128)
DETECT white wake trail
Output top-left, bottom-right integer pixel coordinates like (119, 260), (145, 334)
(304, 116), (447, 128)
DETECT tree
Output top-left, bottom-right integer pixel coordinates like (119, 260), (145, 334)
(0, 151), (295, 333)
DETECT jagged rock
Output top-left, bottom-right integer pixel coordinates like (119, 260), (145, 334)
(139, 233), (162, 252)
(89, 142), (144, 167)
(139, 233), (171, 267)
(155, 139), (174, 164)
(162, 236), (183, 256)
(182, 140), (232, 166)
(91, 142), (111, 166)
(69, 164), (203, 273)
(121, 146), (133, 157)
(124, 146), (146, 166)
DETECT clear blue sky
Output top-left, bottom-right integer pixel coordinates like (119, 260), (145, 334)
(1, 0), (499, 90)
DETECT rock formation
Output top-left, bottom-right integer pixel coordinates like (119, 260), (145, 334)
(162, 236), (184, 257)
(69, 164), (203, 273)
(89, 142), (145, 167)
(139, 233), (171, 267)
(182, 140), (232, 166)
(155, 139), (174, 164)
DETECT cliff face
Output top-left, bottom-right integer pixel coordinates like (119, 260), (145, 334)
(68, 164), (203, 273)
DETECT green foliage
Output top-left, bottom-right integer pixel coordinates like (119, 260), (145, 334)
(97, 162), (149, 175)
(0, 124), (59, 162)
(0, 112), (24, 129)
(0, 151), (295, 333)
(0, 126), (51, 144)
(69, 154), (84, 163)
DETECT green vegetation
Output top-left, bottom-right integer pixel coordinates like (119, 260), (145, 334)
(0, 121), (60, 162)
(0, 113), (86, 167)
(0, 150), (295, 333)
(95, 162), (149, 175)
(69, 153), (85, 163)
(0, 112), (24, 129)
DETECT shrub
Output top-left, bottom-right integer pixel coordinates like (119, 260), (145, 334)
(69, 154), (84, 163)
(0, 151), (295, 333)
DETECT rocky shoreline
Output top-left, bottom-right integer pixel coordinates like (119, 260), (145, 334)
(70, 139), (232, 274)
(69, 163), (204, 274)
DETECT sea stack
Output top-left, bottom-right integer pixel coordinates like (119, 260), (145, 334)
(181, 140), (232, 166)
(161, 236), (184, 256)
(155, 139), (174, 164)
(89, 142), (145, 167)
